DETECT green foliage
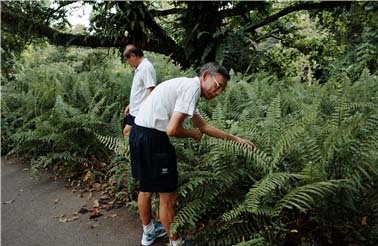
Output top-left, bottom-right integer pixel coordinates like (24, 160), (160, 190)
(315, 2), (378, 81)
(2, 5), (378, 242)
(1, 1), (73, 79)
(1, 45), (131, 174)
(169, 70), (378, 245)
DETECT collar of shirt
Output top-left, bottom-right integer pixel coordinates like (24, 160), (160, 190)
(194, 76), (201, 105)
(134, 57), (147, 74)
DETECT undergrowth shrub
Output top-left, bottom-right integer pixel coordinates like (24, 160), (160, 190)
(1, 44), (184, 176)
(3, 43), (377, 245)
(98, 69), (378, 245)
(2, 44), (193, 177)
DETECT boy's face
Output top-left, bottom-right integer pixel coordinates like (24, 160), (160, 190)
(125, 54), (138, 68)
(201, 71), (227, 99)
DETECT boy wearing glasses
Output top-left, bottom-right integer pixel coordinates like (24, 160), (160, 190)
(130, 62), (255, 246)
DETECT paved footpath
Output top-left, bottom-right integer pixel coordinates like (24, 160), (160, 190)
(1, 157), (168, 246)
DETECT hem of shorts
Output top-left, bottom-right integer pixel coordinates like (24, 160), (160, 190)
(139, 184), (177, 193)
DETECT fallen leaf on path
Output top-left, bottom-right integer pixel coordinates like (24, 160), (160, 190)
(100, 194), (110, 200)
(53, 198), (60, 204)
(93, 183), (102, 191)
(106, 214), (117, 218)
(59, 218), (68, 223)
(114, 201), (124, 209)
(89, 207), (103, 219)
(89, 213), (103, 219)
(83, 171), (92, 182)
(78, 207), (89, 214)
(68, 215), (79, 222)
(87, 192), (93, 200)
(52, 214), (65, 218)
(59, 215), (79, 223)
(93, 199), (100, 208)
(3, 200), (15, 204)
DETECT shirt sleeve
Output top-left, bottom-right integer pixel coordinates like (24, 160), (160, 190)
(174, 87), (200, 118)
(141, 65), (157, 88)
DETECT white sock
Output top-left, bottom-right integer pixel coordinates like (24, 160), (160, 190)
(143, 220), (154, 234)
(170, 238), (183, 246)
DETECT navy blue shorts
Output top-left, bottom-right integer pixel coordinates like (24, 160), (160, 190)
(129, 124), (178, 192)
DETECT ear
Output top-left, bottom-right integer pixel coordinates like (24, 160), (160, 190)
(201, 70), (210, 80)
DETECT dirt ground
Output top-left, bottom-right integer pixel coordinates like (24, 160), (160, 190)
(1, 156), (168, 246)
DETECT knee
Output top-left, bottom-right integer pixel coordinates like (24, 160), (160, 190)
(159, 193), (177, 208)
(139, 192), (152, 200)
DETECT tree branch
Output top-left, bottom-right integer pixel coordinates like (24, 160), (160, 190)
(45, 1), (78, 23)
(220, 1), (268, 17)
(2, 7), (188, 67)
(150, 8), (184, 17)
(125, 2), (189, 67)
(243, 1), (351, 32)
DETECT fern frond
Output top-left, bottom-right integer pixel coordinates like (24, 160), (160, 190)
(274, 179), (346, 214)
(217, 139), (272, 175)
(271, 122), (306, 169)
(246, 173), (302, 211)
(330, 89), (351, 127)
(266, 95), (282, 122)
(222, 172), (301, 222)
(170, 199), (207, 235)
(178, 171), (216, 199)
(195, 221), (259, 246)
(95, 134), (129, 158)
(233, 234), (268, 246)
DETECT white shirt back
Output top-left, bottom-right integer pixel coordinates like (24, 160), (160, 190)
(135, 77), (201, 132)
(129, 58), (157, 117)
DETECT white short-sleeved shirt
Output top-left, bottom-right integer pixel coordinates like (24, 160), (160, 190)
(135, 76), (201, 132)
(129, 58), (157, 117)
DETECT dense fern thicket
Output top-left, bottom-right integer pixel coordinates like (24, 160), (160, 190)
(96, 68), (378, 245)
(2, 46), (378, 245)
(2, 1), (378, 245)
(161, 69), (377, 245)
(1, 44), (192, 175)
(1, 45), (126, 174)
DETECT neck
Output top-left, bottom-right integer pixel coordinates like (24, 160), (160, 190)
(135, 57), (144, 68)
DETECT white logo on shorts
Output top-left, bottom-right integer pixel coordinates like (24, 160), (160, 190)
(161, 168), (168, 174)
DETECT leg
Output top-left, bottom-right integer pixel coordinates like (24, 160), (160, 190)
(159, 192), (179, 240)
(138, 191), (152, 225)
